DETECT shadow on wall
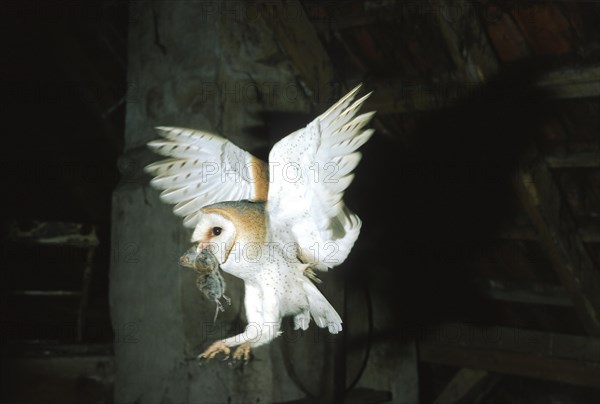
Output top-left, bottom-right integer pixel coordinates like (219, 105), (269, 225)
(344, 59), (556, 344)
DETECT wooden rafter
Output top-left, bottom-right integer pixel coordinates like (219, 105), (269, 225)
(515, 159), (600, 335)
(545, 151), (600, 168)
(433, 368), (492, 404)
(8, 221), (99, 247)
(419, 323), (600, 388)
(432, 0), (498, 83)
(498, 223), (600, 243)
(258, 0), (335, 106)
(538, 65), (600, 99)
(472, 278), (572, 307)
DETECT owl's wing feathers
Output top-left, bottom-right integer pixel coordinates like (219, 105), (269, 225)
(267, 85), (374, 270)
(144, 126), (269, 229)
(302, 277), (343, 333)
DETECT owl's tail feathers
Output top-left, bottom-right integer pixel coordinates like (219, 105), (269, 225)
(302, 279), (343, 334)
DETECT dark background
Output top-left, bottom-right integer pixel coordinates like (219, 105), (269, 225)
(2, 1), (600, 403)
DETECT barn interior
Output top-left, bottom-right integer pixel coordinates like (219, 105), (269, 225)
(2, 0), (600, 403)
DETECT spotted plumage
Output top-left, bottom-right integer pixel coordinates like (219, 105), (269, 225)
(145, 85), (375, 361)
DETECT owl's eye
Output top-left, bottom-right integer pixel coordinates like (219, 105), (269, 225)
(212, 227), (222, 236)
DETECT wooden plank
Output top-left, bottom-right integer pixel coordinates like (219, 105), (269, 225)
(515, 159), (600, 335)
(432, 0), (499, 82)
(8, 221), (99, 247)
(418, 323), (600, 388)
(77, 247), (96, 341)
(419, 323), (600, 361)
(258, 0), (335, 106)
(538, 65), (600, 99)
(497, 224), (600, 243)
(9, 291), (84, 297)
(472, 278), (572, 307)
(545, 152), (600, 168)
(420, 343), (600, 389)
(433, 368), (489, 404)
(1, 342), (113, 357)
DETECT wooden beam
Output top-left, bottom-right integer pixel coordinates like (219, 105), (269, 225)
(258, 0), (335, 106)
(420, 343), (600, 389)
(420, 323), (600, 361)
(418, 323), (600, 388)
(77, 247), (96, 342)
(545, 152), (600, 168)
(1, 342), (113, 357)
(432, 0), (499, 82)
(473, 278), (572, 307)
(497, 224), (600, 243)
(9, 291), (83, 297)
(433, 368), (490, 404)
(538, 65), (600, 99)
(8, 221), (99, 247)
(515, 158), (600, 335)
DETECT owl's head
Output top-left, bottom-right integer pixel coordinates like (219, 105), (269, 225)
(191, 201), (266, 265)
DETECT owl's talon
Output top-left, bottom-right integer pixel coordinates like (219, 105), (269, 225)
(199, 340), (230, 360)
(232, 342), (252, 363)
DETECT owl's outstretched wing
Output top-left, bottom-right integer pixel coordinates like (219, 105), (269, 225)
(144, 127), (268, 229)
(267, 85), (374, 270)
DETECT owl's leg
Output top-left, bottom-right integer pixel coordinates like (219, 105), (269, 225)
(293, 310), (310, 331)
(204, 321), (280, 364)
(201, 285), (282, 363)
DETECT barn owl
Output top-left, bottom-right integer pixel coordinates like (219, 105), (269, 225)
(145, 85), (374, 361)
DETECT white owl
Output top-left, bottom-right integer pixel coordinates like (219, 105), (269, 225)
(145, 85), (375, 361)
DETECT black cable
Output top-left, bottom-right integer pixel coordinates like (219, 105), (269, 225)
(280, 319), (316, 398)
(345, 285), (373, 393)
